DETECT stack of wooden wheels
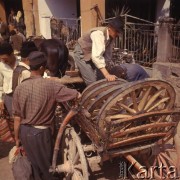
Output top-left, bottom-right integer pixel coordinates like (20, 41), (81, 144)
(59, 79), (180, 179)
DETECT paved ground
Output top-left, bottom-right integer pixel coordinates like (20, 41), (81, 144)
(0, 141), (14, 180)
(0, 140), (178, 180)
(0, 141), (121, 180)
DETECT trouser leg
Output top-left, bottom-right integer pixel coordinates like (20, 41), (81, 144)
(74, 44), (97, 85)
(20, 125), (54, 180)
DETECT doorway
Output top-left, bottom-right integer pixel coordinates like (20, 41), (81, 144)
(3, 0), (23, 20)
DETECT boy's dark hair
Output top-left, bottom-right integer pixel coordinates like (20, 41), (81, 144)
(109, 65), (127, 79)
(28, 51), (47, 70)
(0, 42), (13, 55)
(10, 30), (16, 36)
(30, 62), (47, 71)
(20, 41), (38, 58)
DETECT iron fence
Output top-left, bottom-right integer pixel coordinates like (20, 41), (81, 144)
(49, 15), (180, 67)
(105, 15), (158, 67)
(124, 22), (158, 67)
(171, 24), (180, 63)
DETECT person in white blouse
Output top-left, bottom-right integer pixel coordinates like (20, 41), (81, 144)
(74, 16), (124, 85)
(0, 42), (17, 116)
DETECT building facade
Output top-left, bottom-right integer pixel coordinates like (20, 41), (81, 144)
(0, 0), (179, 38)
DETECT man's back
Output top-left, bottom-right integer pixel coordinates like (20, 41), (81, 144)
(13, 77), (78, 126)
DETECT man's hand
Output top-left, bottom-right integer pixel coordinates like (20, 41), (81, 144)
(100, 67), (117, 82)
(0, 102), (4, 115)
(77, 92), (82, 99)
(105, 74), (117, 81)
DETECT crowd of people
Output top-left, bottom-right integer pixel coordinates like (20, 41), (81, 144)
(0, 41), (80, 180)
(0, 16), (150, 180)
(0, 9), (26, 54)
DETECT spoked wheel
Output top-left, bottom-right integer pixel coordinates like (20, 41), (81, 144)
(142, 143), (178, 180)
(97, 79), (177, 151)
(61, 127), (89, 180)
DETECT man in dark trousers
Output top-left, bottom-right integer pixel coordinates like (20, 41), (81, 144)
(13, 51), (81, 180)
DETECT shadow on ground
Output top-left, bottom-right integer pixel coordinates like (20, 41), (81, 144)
(0, 141), (14, 159)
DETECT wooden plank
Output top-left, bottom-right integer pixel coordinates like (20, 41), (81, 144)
(107, 133), (167, 149)
(49, 75), (84, 84)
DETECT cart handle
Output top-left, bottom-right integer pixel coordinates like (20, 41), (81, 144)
(50, 107), (78, 172)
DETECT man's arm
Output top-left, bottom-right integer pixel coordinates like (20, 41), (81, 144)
(90, 31), (116, 81)
(100, 67), (117, 81)
(14, 116), (21, 147)
(12, 88), (21, 147)
(0, 70), (4, 115)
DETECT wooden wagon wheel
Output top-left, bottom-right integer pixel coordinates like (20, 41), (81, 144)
(61, 127), (89, 180)
(141, 143), (178, 180)
(81, 79), (126, 103)
(98, 79), (176, 150)
(96, 79), (178, 179)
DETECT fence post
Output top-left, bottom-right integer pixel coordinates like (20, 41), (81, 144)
(156, 17), (174, 63)
(153, 17), (180, 109)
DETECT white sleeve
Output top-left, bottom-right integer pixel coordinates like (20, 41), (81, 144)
(90, 30), (106, 69)
(19, 70), (31, 83)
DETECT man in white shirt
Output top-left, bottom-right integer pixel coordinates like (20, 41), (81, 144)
(0, 42), (17, 116)
(74, 16), (124, 85)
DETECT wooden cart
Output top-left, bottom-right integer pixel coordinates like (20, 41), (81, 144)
(50, 78), (180, 180)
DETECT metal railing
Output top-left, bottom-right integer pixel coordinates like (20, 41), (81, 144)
(171, 24), (180, 63)
(125, 22), (158, 67)
(105, 15), (158, 67)
(49, 15), (180, 67)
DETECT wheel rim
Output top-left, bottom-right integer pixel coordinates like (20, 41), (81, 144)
(62, 127), (89, 180)
(81, 78), (126, 103)
(80, 79), (126, 126)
